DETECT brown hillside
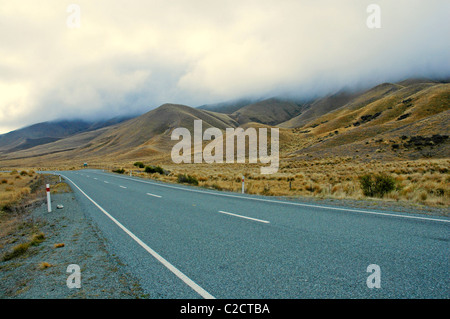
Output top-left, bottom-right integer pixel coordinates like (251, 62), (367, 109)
(0, 79), (448, 169)
(232, 98), (303, 125)
(0, 104), (239, 165)
(287, 82), (450, 160)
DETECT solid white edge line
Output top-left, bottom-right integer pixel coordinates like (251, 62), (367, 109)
(61, 174), (215, 300)
(218, 211), (270, 224)
(89, 171), (450, 224)
(147, 193), (162, 198)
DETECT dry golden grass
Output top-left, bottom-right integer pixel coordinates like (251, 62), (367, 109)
(2, 155), (448, 209)
(0, 171), (48, 261)
(109, 157), (449, 208)
(38, 262), (53, 270)
(1, 232), (46, 261)
(2, 242), (31, 261)
(0, 171), (36, 213)
(50, 182), (71, 194)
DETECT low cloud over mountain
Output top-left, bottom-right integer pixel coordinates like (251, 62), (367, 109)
(1, 1), (449, 134)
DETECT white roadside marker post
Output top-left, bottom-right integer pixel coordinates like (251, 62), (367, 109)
(242, 175), (245, 194)
(46, 184), (52, 212)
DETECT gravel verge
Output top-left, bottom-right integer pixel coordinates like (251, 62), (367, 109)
(0, 179), (145, 299)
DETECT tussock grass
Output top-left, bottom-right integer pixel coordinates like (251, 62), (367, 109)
(1, 232), (46, 261)
(30, 232), (45, 246)
(5, 156), (447, 209)
(50, 182), (71, 194)
(121, 158), (449, 208)
(0, 171), (48, 263)
(2, 242), (31, 261)
(38, 262), (53, 270)
(0, 172), (35, 212)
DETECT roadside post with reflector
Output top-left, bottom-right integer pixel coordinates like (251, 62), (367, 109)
(46, 184), (52, 212)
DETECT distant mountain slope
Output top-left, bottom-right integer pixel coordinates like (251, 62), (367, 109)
(286, 81), (450, 160)
(231, 98), (304, 125)
(0, 127), (112, 163)
(0, 103), (239, 162)
(0, 120), (90, 153)
(0, 78), (448, 167)
(79, 103), (239, 156)
(0, 116), (133, 153)
(197, 98), (259, 114)
(280, 83), (403, 128)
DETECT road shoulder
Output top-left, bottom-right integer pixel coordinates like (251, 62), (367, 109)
(0, 176), (145, 299)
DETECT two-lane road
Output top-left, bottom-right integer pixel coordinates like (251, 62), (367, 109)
(53, 169), (449, 298)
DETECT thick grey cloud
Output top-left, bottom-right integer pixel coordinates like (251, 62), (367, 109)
(0, 0), (449, 133)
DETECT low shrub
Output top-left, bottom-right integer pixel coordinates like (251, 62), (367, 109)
(112, 168), (125, 174)
(144, 165), (165, 175)
(177, 174), (199, 185)
(359, 173), (396, 198)
(134, 162), (145, 168)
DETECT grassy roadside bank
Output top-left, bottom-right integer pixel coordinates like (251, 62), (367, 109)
(0, 170), (48, 263)
(3, 157), (449, 208)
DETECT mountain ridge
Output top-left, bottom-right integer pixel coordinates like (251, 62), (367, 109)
(0, 116), (134, 153)
(0, 78), (448, 167)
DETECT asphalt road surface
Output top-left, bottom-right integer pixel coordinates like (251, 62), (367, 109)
(51, 169), (449, 299)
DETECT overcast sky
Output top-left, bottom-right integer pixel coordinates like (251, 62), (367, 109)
(1, 0), (449, 134)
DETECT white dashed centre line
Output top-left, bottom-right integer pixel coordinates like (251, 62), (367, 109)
(218, 211), (270, 224)
(147, 193), (162, 198)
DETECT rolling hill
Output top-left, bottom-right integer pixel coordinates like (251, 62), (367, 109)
(284, 80), (450, 160)
(197, 98), (259, 114)
(0, 116), (133, 153)
(76, 103), (239, 157)
(0, 104), (239, 165)
(0, 78), (448, 168)
(231, 98), (304, 125)
(279, 89), (371, 128)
